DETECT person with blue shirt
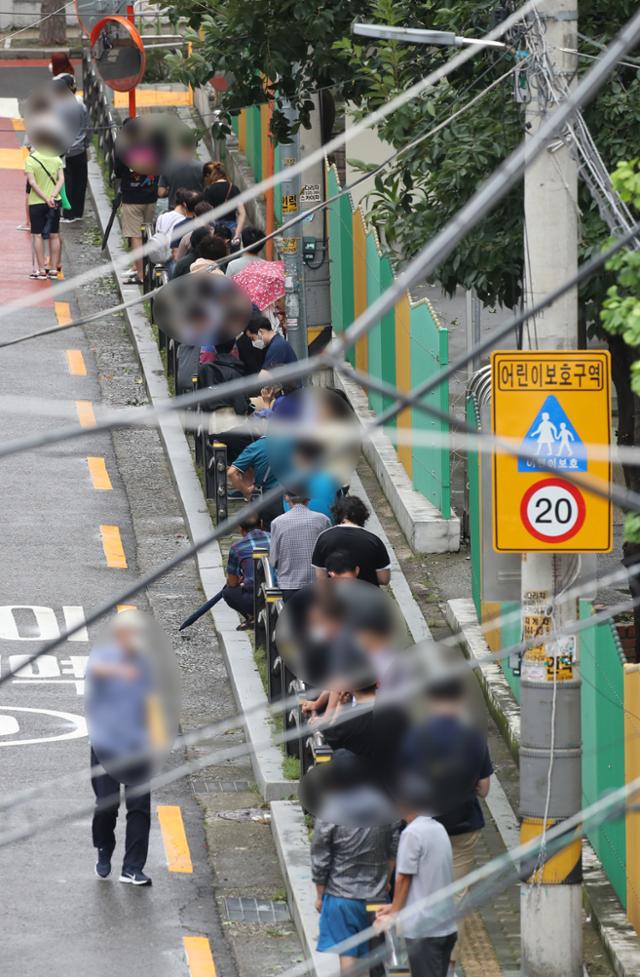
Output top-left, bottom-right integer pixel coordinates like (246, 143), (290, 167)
(86, 612), (154, 887)
(250, 318), (298, 370)
(227, 436), (284, 528)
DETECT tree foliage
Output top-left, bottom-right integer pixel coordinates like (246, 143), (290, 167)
(165, 0), (640, 313)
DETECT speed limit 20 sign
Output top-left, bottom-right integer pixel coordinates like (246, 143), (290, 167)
(491, 351), (612, 553)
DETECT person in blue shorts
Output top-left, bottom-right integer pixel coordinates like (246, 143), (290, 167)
(312, 810), (396, 974)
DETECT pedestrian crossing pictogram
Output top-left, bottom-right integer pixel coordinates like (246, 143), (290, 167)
(518, 394), (587, 473)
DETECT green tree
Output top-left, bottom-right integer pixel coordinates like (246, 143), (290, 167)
(600, 159), (640, 660)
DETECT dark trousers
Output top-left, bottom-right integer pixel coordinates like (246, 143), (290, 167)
(64, 151), (88, 218)
(405, 934), (456, 977)
(222, 584), (254, 618)
(90, 748), (151, 871)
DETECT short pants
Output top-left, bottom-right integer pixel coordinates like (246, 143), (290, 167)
(29, 202), (60, 237)
(121, 201), (156, 238)
(317, 894), (370, 958)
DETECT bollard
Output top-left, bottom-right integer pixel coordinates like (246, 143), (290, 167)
(364, 903), (392, 977)
(213, 442), (228, 526)
(264, 585), (283, 701)
(192, 375), (203, 465)
(251, 551), (268, 650)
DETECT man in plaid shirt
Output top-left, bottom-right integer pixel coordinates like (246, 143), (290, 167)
(223, 513), (270, 627)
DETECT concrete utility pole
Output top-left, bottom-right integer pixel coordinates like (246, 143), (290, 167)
(520, 3), (581, 976)
(279, 103), (308, 360)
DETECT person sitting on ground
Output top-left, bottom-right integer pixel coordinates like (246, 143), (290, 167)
(246, 316), (297, 370)
(170, 226), (211, 278)
(269, 485), (330, 601)
(175, 200), (217, 261)
(312, 495), (391, 587)
(25, 130), (64, 280)
(226, 225), (265, 277)
(189, 234), (228, 274)
(222, 512), (270, 630)
(313, 809), (396, 974)
(158, 131), (203, 209)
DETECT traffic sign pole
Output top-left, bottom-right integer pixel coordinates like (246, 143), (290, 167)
(491, 350), (611, 974)
(127, 5), (137, 118)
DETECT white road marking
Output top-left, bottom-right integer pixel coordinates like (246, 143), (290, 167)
(0, 706), (87, 746)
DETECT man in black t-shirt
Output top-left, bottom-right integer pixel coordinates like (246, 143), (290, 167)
(115, 157), (159, 284)
(312, 495), (391, 587)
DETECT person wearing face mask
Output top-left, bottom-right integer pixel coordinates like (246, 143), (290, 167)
(245, 316), (297, 370)
(236, 312), (267, 375)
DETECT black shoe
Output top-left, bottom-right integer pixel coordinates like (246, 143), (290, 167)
(95, 848), (112, 879)
(119, 868), (152, 886)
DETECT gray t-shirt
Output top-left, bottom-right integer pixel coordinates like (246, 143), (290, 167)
(396, 816), (457, 939)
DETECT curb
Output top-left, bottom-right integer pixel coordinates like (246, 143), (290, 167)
(86, 156), (292, 802)
(446, 596), (640, 977)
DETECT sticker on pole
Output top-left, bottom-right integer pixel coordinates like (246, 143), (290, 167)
(491, 351), (611, 553)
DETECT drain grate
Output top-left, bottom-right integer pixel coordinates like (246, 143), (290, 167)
(190, 778), (253, 794)
(223, 897), (291, 924)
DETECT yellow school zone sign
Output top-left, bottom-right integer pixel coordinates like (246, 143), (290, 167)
(491, 350), (612, 553)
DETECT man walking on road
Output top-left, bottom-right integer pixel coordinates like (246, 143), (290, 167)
(86, 612), (154, 886)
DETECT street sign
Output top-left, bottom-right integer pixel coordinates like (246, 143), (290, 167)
(491, 350), (612, 553)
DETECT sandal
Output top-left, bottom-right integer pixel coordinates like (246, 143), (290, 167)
(122, 272), (143, 285)
(48, 269), (58, 279)
(29, 270), (47, 280)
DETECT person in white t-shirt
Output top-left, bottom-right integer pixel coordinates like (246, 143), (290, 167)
(376, 812), (457, 977)
(155, 187), (193, 244)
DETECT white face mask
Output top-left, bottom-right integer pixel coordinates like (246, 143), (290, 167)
(252, 337), (265, 350)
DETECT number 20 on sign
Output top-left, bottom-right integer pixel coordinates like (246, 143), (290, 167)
(491, 350), (612, 553)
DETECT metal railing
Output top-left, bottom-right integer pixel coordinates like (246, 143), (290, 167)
(82, 52), (118, 180)
(252, 552), (332, 779)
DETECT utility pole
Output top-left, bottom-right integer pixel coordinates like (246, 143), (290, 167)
(279, 103), (308, 360)
(520, 3), (582, 976)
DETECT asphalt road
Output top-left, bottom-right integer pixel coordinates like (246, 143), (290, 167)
(0, 72), (241, 977)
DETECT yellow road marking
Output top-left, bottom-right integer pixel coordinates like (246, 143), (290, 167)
(116, 604), (137, 613)
(11, 117), (25, 132)
(0, 146), (27, 169)
(87, 457), (112, 491)
(55, 301), (72, 326)
(66, 349), (87, 376)
(99, 524), (127, 569)
(75, 400), (96, 428)
(183, 936), (217, 977)
(157, 805), (193, 873)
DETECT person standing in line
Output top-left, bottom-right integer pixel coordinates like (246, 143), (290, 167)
(24, 132), (64, 280)
(86, 613), (154, 886)
(313, 814), (397, 976)
(269, 486), (330, 601)
(202, 161), (247, 241)
(312, 495), (391, 587)
(157, 132), (203, 209)
(52, 74), (90, 223)
(376, 808), (457, 977)
(115, 144), (159, 285)
(401, 678), (492, 975)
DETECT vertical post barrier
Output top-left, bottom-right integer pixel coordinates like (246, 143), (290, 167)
(127, 5), (137, 118)
(212, 442), (228, 526)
